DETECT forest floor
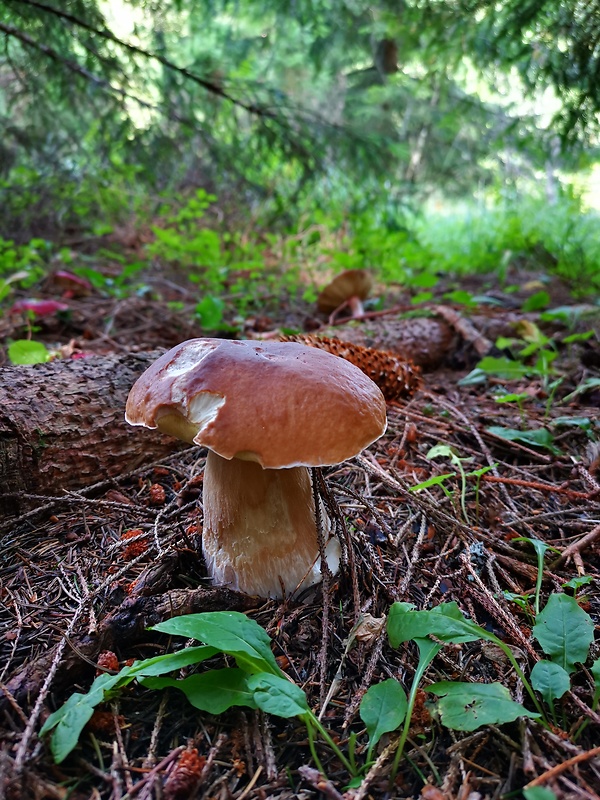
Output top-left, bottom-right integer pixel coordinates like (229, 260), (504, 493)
(1, 261), (599, 800)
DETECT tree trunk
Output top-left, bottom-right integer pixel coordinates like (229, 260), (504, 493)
(0, 351), (185, 516)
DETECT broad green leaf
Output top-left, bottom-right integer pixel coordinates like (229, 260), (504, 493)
(428, 681), (539, 731)
(523, 786), (558, 800)
(360, 679), (407, 758)
(41, 671), (131, 763)
(486, 426), (561, 455)
(530, 660), (570, 705)
(41, 646), (218, 763)
(140, 668), (257, 713)
(387, 602), (482, 649)
(151, 612), (282, 675)
(8, 339), (51, 365)
(532, 594), (594, 674)
(129, 646), (218, 677)
(248, 673), (310, 718)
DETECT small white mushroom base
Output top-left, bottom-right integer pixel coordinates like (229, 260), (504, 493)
(202, 451), (340, 598)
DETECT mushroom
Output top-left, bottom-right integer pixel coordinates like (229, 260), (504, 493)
(125, 338), (387, 598)
(317, 269), (373, 323)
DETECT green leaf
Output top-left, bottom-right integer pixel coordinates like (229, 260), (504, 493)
(522, 290), (550, 311)
(141, 668), (257, 713)
(129, 646), (218, 677)
(475, 356), (529, 380)
(563, 378), (600, 402)
(360, 679), (408, 758)
(591, 659), (600, 708)
(195, 295), (225, 329)
(532, 594), (595, 674)
(409, 472), (456, 492)
(523, 786), (558, 800)
(409, 272), (438, 289)
(530, 660), (570, 705)
(457, 368), (487, 386)
(426, 444), (458, 462)
(40, 670), (132, 763)
(387, 602), (482, 649)
(562, 330), (595, 343)
(444, 290), (476, 306)
(151, 612), (282, 675)
(8, 339), (51, 365)
(486, 426), (561, 455)
(562, 575), (593, 592)
(494, 392), (530, 404)
(428, 681), (539, 731)
(411, 291), (434, 304)
(247, 673), (310, 718)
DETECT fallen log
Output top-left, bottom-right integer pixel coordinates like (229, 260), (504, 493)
(0, 351), (185, 516)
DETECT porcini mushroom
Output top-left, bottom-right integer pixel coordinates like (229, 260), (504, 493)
(125, 338), (387, 598)
(317, 269), (373, 323)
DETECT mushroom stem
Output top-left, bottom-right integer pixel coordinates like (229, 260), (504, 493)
(328, 296), (366, 325)
(202, 451), (340, 598)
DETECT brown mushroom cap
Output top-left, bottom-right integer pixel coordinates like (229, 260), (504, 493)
(317, 269), (373, 314)
(125, 338), (386, 469)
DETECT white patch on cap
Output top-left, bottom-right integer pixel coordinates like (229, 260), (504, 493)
(165, 340), (218, 376)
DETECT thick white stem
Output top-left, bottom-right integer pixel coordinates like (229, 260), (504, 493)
(202, 451), (340, 598)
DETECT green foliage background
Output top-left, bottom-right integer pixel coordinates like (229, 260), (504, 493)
(0, 0), (599, 293)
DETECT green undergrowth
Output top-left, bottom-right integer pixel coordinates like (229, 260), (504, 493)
(2, 185), (599, 365)
(42, 583), (598, 794)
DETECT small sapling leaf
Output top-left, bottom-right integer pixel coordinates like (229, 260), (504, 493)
(409, 472), (456, 492)
(532, 594), (595, 674)
(427, 681), (539, 731)
(360, 679), (408, 760)
(530, 660), (571, 706)
(562, 575), (593, 593)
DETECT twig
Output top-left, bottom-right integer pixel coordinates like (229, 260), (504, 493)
(124, 746), (185, 797)
(481, 475), (591, 501)
(297, 765), (345, 800)
(525, 745), (600, 788)
(550, 522), (600, 568)
(235, 765), (263, 800)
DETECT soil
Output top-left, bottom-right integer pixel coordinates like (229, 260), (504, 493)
(1, 265), (599, 800)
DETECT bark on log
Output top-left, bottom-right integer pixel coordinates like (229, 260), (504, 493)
(0, 351), (184, 516)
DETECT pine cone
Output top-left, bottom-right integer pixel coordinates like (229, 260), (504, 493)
(280, 334), (421, 401)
